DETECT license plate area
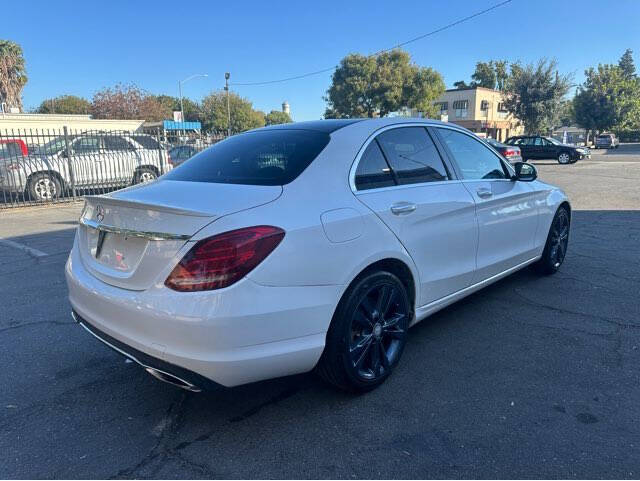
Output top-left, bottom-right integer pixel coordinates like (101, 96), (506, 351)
(87, 228), (148, 272)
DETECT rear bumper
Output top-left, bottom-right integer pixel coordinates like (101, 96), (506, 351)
(72, 310), (219, 391)
(65, 237), (342, 387)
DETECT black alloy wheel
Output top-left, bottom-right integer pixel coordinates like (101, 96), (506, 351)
(318, 271), (411, 392)
(349, 282), (407, 380)
(534, 206), (570, 275)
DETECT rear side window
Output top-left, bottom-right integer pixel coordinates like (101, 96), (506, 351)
(131, 135), (160, 150)
(355, 141), (395, 190)
(104, 136), (134, 151)
(164, 130), (330, 186)
(376, 127), (449, 185)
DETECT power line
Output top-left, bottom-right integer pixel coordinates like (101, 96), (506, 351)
(230, 0), (513, 87)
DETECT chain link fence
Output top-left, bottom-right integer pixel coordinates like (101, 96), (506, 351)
(0, 128), (219, 209)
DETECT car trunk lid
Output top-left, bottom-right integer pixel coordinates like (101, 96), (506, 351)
(77, 180), (282, 290)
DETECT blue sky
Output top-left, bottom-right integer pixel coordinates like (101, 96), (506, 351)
(5, 0), (640, 120)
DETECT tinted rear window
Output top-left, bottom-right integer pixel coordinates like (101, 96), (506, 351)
(163, 130), (330, 186)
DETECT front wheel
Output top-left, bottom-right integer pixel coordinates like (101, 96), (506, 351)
(533, 206), (570, 275)
(557, 152), (571, 164)
(317, 271), (411, 392)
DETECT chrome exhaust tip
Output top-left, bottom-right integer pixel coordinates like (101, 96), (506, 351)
(144, 367), (202, 392)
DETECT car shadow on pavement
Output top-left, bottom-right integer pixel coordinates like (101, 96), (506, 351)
(1, 209), (639, 478)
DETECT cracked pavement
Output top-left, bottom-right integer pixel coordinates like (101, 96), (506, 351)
(1, 152), (639, 478)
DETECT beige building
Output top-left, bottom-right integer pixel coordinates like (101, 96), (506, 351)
(0, 113), (144, 142)
(433, 87), (523, 142)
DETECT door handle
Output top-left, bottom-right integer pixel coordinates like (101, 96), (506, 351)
(390, 202), (417, 215)
(476, 187), (493, 198)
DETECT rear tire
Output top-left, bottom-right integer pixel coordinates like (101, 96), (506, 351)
(533, 206), (570, 275)
(27, 172), (62, 201)
(317, 271), (411, 392)
(134, 167), (158, 184)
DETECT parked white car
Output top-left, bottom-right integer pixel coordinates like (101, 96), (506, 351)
(594, 133), (620, 149)
(66, 118), (571, 392)
(0, 133), (170, 201)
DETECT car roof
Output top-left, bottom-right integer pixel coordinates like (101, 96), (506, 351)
(258, 119), (364, 133)
(255, 117), (467, 135)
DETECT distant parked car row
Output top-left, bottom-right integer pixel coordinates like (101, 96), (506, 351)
(505, 135), (590, 164)
(0, 132), (170, 202)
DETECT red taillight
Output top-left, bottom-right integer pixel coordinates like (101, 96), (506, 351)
(504, 149), (519, 157)
(165, 226), (285, 292)
(167, 153), (173, 165)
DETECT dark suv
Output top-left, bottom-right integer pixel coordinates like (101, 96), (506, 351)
(505, 135), (590, 164)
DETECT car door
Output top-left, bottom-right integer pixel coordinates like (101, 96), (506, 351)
(352, 126), (478, 306)
(69, 136), (103, 186)
(539, 137), (557, 159)
(103, 135), (137, 186)
(434, 127), (539, 282)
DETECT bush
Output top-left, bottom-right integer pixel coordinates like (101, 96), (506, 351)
(613, 130), (640, 142)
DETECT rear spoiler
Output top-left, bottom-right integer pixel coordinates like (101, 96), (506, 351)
(83, 195), (212, 217)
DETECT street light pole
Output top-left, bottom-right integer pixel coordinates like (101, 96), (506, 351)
(224, 72), (231, 137)
(178, 73), (208, 123)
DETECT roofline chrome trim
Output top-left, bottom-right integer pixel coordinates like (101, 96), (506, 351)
(80, 217), (191, 241)
(348, 121), (465, 193)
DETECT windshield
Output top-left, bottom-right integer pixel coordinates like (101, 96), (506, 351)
(163, 129), (330, 186)
(545, 137), (563, 145)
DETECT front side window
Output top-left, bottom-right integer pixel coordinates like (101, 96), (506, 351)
(436, 128), (508, 180)
(376, 127), (449, 185)
(354, 141), (395, 190)
(164, 129), (330, 186)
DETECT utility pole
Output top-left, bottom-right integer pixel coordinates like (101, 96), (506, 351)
(225, 72), (231, 137)
(178, 81), (184, 122)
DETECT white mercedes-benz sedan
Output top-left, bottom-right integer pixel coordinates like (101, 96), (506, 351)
(66, 118), (571, 392)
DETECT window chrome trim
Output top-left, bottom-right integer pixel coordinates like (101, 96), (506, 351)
(348, 121), (458, 193)
(80, 218), (191, 241)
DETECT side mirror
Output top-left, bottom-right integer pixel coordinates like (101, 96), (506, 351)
(513, 161), (537, 182)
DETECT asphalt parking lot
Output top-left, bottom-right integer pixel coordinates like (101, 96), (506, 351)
(1, 146), (639, 479)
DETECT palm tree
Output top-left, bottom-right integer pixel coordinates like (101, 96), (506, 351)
(0, 40), (28, 112)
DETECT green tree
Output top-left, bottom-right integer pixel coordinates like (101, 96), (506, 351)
(503, 59), (573, 134)
(471, 61), (497, 89)
(493, 60), (509, 91)
(36, 95), (91, 114)
(324, 49), (445, 118)
(618, 48), (636, 78)
(574, 63), (640, 134)
(264, 110), (292, 125)
(453, 80), (470, 89)
(201, 91), (265, 133)
(155, 95), (202, 122)
(0, 40), (28, 111)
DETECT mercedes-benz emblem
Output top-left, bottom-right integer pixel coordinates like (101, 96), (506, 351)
(95, 205), (105, 223)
